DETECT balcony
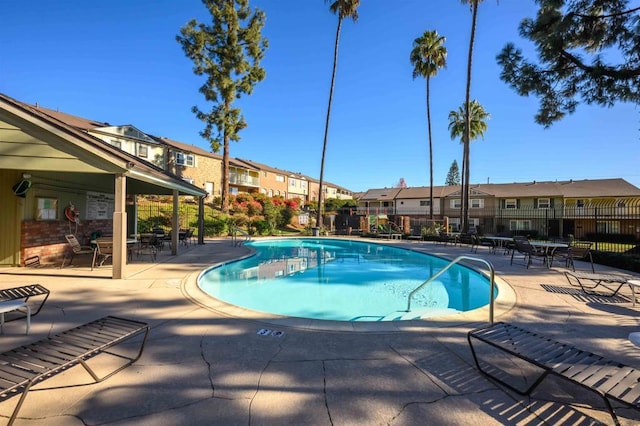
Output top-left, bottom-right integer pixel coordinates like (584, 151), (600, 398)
(229, 173), (259, 187)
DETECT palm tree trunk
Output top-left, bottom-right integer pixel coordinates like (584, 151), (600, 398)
(426, 76), (434, 219)
(460, 149), (465, 228)
(463, 1), (479, 233)
(317, 18), (343, 229)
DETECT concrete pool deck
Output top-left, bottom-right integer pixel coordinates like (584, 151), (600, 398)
(1, 237), (639, 425)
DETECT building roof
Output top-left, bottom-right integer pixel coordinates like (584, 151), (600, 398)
(0, 93), (207, 197)
(153, 136), (222, 161)
(359, 187), (403, 201)
(364, 179), (640, 201)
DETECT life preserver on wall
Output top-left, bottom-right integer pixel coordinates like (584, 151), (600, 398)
(65, 204), (80, 223)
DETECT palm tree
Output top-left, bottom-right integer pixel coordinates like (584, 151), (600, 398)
(316, 0), (360, 232)
(460, 0), (483, 233)
(448, 100), (490, 228)
(410, 30), (447, 219)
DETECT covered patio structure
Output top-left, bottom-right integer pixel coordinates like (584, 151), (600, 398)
(0, 93), (207, 278)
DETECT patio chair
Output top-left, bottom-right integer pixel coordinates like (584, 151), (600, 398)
(510, 236), (547, 268)
(92, 238), (113, 270)
(62, 234), (95, 268)
(179, 229), (189, 246)
(137, 234), (158, 261)
(550, 241), (594, 272)
(471, 234), (495, 254)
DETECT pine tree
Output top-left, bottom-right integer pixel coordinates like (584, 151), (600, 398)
(497, 0), (640, 127)
(445, 160), (461, 186)
(177, 0), (268, 213)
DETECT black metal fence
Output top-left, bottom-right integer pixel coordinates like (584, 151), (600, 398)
(137, 201), (640, 254)
(354, 206), (640, 254)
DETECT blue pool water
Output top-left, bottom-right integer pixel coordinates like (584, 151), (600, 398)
(198, 238), (495, 322)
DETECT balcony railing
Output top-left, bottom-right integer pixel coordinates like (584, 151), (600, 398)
(229, 174), (259, 187)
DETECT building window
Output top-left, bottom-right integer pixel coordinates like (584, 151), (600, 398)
(597, 221), (620, 233)
(182, 177), (194, 184)
(509, 220), (531, 230)
(289, 179), (296, 187)
(138, 145), (148, 158)
(470, 199), (484, 208)
(111, 139), (122, 149)
(419, 200), (431, 207)
(505, 199), (517, 209)
(576, 199), (585, 208)
(276, 175), (284, 182)
(537, 198), (551, 209)
(230, 187), (239, 195)
(36, 197), (58, 220)
(175, 152), (194, 167)
(450, 199), (461, 209)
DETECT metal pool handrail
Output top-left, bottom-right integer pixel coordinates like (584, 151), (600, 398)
(406, 256), (496, 324)
(231, 226), (252, 246)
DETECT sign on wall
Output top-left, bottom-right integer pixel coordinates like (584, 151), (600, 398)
(86, 191), (114, 220)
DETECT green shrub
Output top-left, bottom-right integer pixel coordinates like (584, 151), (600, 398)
(592, 251), (640, 273)
(200, 217), (227, 237)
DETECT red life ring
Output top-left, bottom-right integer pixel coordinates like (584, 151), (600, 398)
(65, 206), (79, 223)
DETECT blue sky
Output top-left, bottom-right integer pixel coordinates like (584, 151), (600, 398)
(2, 0), (638, 192)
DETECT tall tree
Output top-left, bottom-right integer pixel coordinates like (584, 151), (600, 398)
(317, 0), (360, 230)
(445, 160), (461, 186)
(497, 0), (640, 127)
(410, 30), (447, 219)
(448, 100), (490, 217)
(460, 0), (484, 233)
(177, 0), (267, 213)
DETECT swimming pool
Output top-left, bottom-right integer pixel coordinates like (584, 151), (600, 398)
(198, 238), (495, 322)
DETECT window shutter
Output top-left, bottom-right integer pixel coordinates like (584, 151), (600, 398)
(516, 199), (521, 209)
(534, 198), (538, 209)
(501, 199), (505, 208)
(550, 199), (555, 208)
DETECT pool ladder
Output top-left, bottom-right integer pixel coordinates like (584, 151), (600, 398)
(406, 256), (496, 324)
(231, 226), (252, 246)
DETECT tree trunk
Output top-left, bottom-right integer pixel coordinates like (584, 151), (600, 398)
(463, 1), (479, 233)
(426, 76), (434, 219)
(221, 102), (231, 213)
(317, 17), (342, 229)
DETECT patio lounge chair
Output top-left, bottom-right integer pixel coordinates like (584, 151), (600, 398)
(468, 322), (640, 425)
(62, 234), (95, 268)
(0, 284), (49, 322)
(564, 271), (632, 297)
(0, 316), (148, 425)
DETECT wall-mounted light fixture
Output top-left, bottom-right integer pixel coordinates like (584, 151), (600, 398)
(22, 173), (31, 179)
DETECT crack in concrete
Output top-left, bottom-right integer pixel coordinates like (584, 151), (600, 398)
(248, 343), (284, 425)
(322, 359), (334, 425)
(200, 336), (216, 398)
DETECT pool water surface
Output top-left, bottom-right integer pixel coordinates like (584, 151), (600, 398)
(198, 238), (495, 322)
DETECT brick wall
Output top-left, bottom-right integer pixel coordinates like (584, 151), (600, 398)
(21, 219), (112, 266)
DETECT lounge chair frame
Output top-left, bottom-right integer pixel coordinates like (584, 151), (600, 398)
(468, 322), (640, 425)
(564, 271), (631, 297)
(0, 284), (49, 322)
(0, 315), (148, 425)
